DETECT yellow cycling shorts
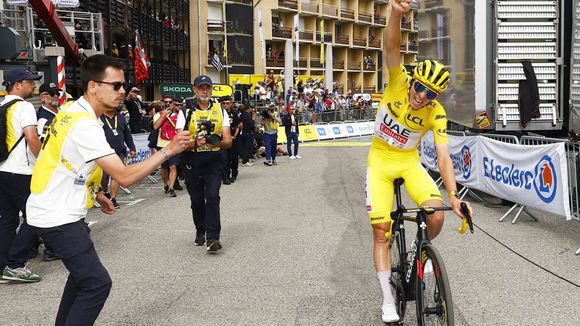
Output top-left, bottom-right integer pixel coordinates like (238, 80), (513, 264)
(365, 148), (442, 225)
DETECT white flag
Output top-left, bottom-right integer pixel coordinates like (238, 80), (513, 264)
(294, 15), (299, 63)
(258, 9), (265, 60)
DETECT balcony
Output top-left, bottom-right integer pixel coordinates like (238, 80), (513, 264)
(310, 58), (324, 69)
(226, 0), (253, 5)
(301, 0), (319, 15)
(401, 17), (412, 30)
(279, 0), (298, 10)
(296, 57), (308, 68)
(363, 85), (376, 93)
(316, 32), (333, 43)
(358, 11), (372, 24)
(348, 62), (361, 70)
(374, 15), (386, 25)
(369, 39), (381, 48)
(321, 3), (338, 17)
(351, 85), (362, 93)
(353, 37), (366, 47)
(340, 8), (355, 20)
(207, 54), (230, 66)
(363, 62), (376, 71)
(333, 60), (345, 69)
(335, 34), (349, 45)
(299, 29), (314, 42)
(273, 26), (293, 39)
(408, 42), (418, 53)
(266, 58), (285, 67)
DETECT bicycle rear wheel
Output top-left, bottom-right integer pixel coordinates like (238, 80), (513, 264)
(390, 228), (407, 321)
(415, 244), (454, 326)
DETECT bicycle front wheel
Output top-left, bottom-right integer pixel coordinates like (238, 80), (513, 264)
(415, 244), (454, 326)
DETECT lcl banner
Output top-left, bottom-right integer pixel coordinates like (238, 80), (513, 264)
(478, 137), (571, 219)
(420, 131), (479, 189)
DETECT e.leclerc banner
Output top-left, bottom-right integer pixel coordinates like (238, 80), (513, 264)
(478, 137), (570, 219)
(420, 131), (479, 189)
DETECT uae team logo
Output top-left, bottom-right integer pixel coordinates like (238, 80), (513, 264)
(533, 155), (557, 203)
(461, 145), (472, 179)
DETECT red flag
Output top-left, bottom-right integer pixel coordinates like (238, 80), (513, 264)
(134, 30), (150, 84)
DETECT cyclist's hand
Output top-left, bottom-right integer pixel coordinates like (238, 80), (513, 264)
(450, 195), (470, 219)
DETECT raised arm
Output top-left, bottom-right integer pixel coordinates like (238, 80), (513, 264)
(385, 0), (412, 69)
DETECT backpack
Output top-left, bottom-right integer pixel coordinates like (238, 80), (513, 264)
(0, 98), (24, 163)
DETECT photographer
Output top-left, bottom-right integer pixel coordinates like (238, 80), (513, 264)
(262, 104), (281, 166)
(153, 95), (185, 197)
(178, 76), (232, 253)
(219, 96), (241, 184)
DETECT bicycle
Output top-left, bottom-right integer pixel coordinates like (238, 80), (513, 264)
(388, 178), (473, 325)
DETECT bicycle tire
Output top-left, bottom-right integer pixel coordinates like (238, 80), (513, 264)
(415, 244), (454, 326)
(390, 229), (407, 321)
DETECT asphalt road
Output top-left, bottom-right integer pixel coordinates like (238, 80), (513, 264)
(1, 141), (579, 326)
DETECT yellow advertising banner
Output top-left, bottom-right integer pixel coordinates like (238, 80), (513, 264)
(276, 127), (287, 144)
(299, 125), (319, 142)
(212, 84), (233, 97)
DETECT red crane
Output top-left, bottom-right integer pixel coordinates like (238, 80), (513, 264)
(28, 0), (80, 64)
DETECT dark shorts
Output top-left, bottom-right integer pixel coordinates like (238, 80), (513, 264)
(161, 152), (180, 169)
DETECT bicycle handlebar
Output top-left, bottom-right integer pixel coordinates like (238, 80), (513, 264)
(391, 202), (475, 235)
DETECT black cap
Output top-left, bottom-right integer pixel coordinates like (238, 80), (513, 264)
(2, 68), (42, 86)
(193, 75), (213, 87)
(218, 95), (233, 103)
(173, 96), (184, 103)
(39, 82), (62, 95)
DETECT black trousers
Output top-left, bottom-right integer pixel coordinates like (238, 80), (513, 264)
(0, 172), (36, 270)
(182, 152), (225, 241)
(30, 220), (112, 326)
(239, 134), (254, 164)
(224, 139), (239, 179)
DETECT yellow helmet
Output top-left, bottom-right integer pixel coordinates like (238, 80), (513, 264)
(413, 60), (450, 94)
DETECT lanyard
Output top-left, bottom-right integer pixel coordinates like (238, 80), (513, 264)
(105, 115), (118, 130)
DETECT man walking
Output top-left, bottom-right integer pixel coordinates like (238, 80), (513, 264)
(17, 54), (189, 325)
(0, 68), (42, 283)
(220, 96), (240, 184)
(178, 75), (232, 253)
(124, 86), (144, 133)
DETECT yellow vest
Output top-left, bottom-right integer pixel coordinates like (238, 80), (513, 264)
(31, 110), (103, 208)
(187, 102), (224, 152)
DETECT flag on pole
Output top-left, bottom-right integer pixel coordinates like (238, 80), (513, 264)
(294, 15), (299, 63)
(222, 0), (228, 59)
(211, 53), (224, 72)
(134, 30), (150, 84)
(56, 56), (67, 107)
(320, 20), (325, 65)
(258, 9), (265, 60)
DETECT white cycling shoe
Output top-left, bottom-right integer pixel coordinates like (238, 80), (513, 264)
(381, 303), (400, 323)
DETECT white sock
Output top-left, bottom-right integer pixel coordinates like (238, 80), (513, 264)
(378, 271), (395, 305)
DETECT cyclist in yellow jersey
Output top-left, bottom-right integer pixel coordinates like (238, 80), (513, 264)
(369, 1), (473, 323)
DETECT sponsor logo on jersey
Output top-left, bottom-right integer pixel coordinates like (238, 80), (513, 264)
(380, 115), (411, 145)
(387, 103), (399, 118)
(482, 154), (558, 203)
(405, 113), (424, 127)
(435, 114), (446, 120)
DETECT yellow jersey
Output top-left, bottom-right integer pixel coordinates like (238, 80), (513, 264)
(372, 64), (448, 160)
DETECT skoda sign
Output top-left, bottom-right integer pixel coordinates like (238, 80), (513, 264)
(160, 83), (194, 98)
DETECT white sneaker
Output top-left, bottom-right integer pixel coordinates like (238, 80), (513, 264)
(242, 162), (254, 167)
(381, 303), (400, 323)
(289, 156), (296, 160)
(295, 155), (303, 159)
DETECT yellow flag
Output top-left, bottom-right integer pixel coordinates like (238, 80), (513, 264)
(320, 20), (324, 65)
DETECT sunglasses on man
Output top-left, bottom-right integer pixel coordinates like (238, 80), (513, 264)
(41, 91), (60, 97)
(413, 81), (438, 100)
(95, 81), (129, 91)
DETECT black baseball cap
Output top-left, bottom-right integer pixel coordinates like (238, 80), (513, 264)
(39, 82), (62, 95)
(193, 75), (213, 87)
(218, 95), (233, 103)
(2, 68), (42, 86)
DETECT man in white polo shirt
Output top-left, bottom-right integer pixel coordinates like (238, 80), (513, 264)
(3, 55), (190, 325)
(0, 68), (42, 284)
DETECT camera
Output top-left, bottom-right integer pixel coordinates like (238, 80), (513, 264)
(197, 120), (222, 145)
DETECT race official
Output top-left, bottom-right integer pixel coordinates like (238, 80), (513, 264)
(100, 106), (136, 208)
(23, 55), (189, 325)
(178, 75), (232, 253)
(0, 68), (42, 283)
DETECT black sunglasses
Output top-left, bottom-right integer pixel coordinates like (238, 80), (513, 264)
(413, 81), (438, 100)
(95, 81), (129, 91)
(41, 91), (59, 97)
